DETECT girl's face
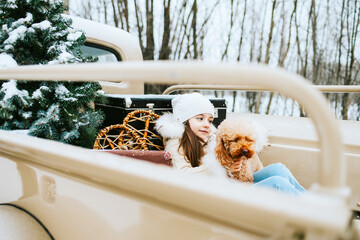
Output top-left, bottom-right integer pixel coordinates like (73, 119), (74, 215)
(188, 113), (214, 141)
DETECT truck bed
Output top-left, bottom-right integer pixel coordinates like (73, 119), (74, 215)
(0, 61), (359, 239)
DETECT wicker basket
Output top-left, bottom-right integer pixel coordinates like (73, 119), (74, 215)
(93, 110), (164, 151)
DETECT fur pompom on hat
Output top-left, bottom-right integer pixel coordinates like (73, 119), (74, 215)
(172, 92), (215, 123)
(155, 113), (185, 139)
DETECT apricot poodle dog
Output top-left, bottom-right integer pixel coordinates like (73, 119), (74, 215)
(215, 117), (268, 182)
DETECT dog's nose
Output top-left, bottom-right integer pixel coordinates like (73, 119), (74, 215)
(241, 149), (249, 156)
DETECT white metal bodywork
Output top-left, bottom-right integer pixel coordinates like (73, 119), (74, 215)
(0, 62), (358, 239)
(69, 16), (142, 62)
(0, 131), (353, 239)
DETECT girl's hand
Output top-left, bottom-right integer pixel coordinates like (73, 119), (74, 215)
(229, 161), (241, 173)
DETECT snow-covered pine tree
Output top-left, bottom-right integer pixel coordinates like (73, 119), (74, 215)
(0, 0), (105, 148)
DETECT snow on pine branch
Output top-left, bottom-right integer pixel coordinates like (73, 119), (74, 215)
(47, 43), (78, 64)
(32, 86), (50, 100)
(0, 53), (18, 68)
(0, 80), (29, 107)
(11, 12), (33, 28)
(32, 20), (52, 30)
(5, 0), (17, 9)
(4, 25), (33, 45)
(51, 52), (77, 64)
(2, 13), (36, 51)
(67, 31), (83, 41)
(49, 0), (65, 5)
(55, 84), (77, 102)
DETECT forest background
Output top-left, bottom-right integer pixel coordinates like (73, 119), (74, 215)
(65, 0), (359, 120)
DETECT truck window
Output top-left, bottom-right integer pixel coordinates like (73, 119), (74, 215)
(77, 42), (121, 62)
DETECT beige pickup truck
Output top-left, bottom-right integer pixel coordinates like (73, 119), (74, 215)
(0, 16), (359, 240)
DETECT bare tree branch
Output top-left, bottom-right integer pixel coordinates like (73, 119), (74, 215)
(221, 0), (236, 61)
(264, 0), (276, 64)
(237, 0), (247, 62)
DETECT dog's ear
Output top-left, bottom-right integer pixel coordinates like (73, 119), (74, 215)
(215, 138), (233, 166)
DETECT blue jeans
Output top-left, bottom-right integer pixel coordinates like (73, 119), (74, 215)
(253, 163), (305, 195)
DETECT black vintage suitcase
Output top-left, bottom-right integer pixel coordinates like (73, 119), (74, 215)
(96, 94), (227, 128)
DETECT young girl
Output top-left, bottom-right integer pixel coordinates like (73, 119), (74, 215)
(155, 92), (305, 195)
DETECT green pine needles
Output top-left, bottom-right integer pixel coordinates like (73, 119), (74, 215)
(0, 0), (105, 148)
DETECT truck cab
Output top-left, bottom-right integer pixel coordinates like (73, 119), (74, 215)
(70, 15), (144, 94)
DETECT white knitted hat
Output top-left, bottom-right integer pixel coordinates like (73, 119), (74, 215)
(172, 93), (215, 123)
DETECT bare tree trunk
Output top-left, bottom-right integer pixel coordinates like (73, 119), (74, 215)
(336, 0), (346, 84)
(191, 0), (198, 59)
(297, 7), (308, 122)
(123, 0), (130, 31)
(175, 0), (214, 60)
(159, 0), (171, 59)
(143, 0), (155, 60)
(248, 2), (261, 112)
(300, 2), (312, 82)
(310, 0), (318, 83)
(341, 0), (360, 120)
(85, 1), (93, 20)
(103, 0), (108, 24)
(232, 91), (237, 112)
(148, 0), (172, 93)
(294, 1), (303, 74)
(264, 0), (276, 64)
(347, 0), (360, 84)
(113, 0), (130, 31)
(134, 0), (144, 53)
(333, 0), (346, 117)
(248, 7), (257, 111)
(110, 0), (119, 27)
(266, 0), (283, 115)
(256, 0), (268, 63)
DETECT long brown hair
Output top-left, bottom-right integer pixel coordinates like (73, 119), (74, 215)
(178, 121), (205, 167)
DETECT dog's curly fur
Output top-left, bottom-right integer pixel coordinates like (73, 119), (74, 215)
(215, 117), (268, 182)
